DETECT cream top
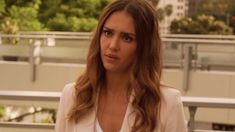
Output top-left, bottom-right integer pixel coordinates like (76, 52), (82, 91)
(95, 118), (103, 132)
(55, 83), (187, 132)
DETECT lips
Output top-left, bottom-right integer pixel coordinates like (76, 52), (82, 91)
(105, 54), (119, 63)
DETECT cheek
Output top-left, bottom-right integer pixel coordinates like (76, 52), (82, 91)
(100, 37), (105, 54)
(126, 46), (137, 61)
(131, 46), (137, 60)
(130, 50), (136, 61)
(130, 44), (137, 56)
(100, 36), (107, 53)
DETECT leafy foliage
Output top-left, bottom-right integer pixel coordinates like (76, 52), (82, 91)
(1, 17), (19, 34)
(1, 17), (19, 44)
(189, 0), (235, 34)
(164, 4), (173, 17)
(0, 105), (5, 118)
(156, 8), (165, 21)
(0, 0), (111, 32)
(9, 6), (45, 31)
(46, 13), (97, 32)
(0, 0), (5, 17)
(156, 4), (173, 22)
(170, 15), (233, 35)
(39, 0), (110, 32)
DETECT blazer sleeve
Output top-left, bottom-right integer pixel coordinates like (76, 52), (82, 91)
(164, 91), (187, 132)
(55, 83), (74, 132)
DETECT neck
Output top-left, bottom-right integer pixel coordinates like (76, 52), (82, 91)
(104, 71), (130, 97)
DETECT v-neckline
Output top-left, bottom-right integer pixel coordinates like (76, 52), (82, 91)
(95, 89), (134, 132)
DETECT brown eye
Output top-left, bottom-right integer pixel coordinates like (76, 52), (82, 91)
(103, 29), (113, 37)
(122, 34), (133, 43)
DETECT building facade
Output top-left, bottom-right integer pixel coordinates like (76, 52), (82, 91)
(158, 0), (188, 34)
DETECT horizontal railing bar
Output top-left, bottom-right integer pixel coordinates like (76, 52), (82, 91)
(1, 37), (235, 46)
(1, 90), (235, 131)
(19, 31), (92, 36)
(2, 32), (235, 39)
(0, 34), (91, 40)
(182, 96), (235, 109)
(0, 91), (60, 101)
(0, 122), (54, 129)
(1, 90), (235, 109)
(1, 34), (235, 45)
(161, 34), (235, 40)
(162, 38), (235, 45)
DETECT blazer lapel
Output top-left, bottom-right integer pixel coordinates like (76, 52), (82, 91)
(73, 91), (136, 132)
(120, 93), (135, 132)
(74, 108), (96, 132)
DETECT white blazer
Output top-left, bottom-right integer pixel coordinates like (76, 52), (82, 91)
(55, 83), (187, 132)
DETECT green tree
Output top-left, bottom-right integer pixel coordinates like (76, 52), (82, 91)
(170, 15), (233, 35)
(164, 4), (173, 17)
(39, 0), (110, 32)
(0, 0), (5, 17)
(0, 0), (46, 31)
(157, 8), (165, 22)
(38, 0), (61, 24)
(227, 4), (235, 34)
(1, 17), (19, 34)
(9, 6), (45, 31)
(47, 14), (97, 32)
(1, 0), (111, 32)
(170, 17), (194, 34)
(164, 4), (173, 31)
(156, 4), (173, 23)
(0, 105), (5, 118)
(1, 17), (19, 44)
(192, 0), (230, 17)
(189, 0), (235, 33)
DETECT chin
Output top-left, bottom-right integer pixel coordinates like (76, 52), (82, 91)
(104, 65), (117, 72)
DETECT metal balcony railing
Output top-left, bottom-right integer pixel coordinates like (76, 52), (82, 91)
(1, 90), (235, 132)
(1, 32), (235, 92)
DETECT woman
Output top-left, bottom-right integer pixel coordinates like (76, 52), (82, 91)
(56, 0), (187, 132)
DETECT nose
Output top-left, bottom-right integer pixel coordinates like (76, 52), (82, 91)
(108, 36), (120, 51)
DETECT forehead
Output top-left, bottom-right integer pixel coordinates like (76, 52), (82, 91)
(103, 11), (136, 34)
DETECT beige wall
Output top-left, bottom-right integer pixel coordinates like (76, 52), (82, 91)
(0, 61), (85, 92)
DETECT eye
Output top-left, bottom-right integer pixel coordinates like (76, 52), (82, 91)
(102, 29), (113, 37)
(122, 34), (134, 43)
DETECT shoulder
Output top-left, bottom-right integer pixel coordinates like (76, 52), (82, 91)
(56, 83), (76, 132)
(60, 82), (76, 107)
(160, 86), (183, 114)
(159, 87), (187, 131)
(62, 82), (76, 95)
(160, 86), (182, 103)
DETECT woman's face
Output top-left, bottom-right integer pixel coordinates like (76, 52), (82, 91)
(100, 11), (137, 73)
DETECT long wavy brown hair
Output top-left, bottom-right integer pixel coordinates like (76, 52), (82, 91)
(68, 0), (163, 131)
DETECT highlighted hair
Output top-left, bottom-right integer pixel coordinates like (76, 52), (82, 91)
(68, 0), (163, 131)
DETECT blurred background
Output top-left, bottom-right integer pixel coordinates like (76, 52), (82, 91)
(0, 0), (235, 131)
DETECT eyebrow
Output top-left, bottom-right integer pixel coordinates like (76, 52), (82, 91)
(103, 26), (136, 37)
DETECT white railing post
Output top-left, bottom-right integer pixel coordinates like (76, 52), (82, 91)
(183, 45), (193, 92)
(29, 39), (42, 82)
(188, 106), (197, 132)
